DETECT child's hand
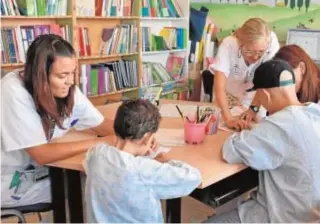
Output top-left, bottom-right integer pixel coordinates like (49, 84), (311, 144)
(155, 152), (170, 163)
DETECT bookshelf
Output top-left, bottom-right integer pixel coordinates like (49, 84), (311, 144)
(1, 0), (190, 105)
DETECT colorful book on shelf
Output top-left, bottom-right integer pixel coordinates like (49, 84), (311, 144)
(166, 55), (185, 80)
(78, 27), (91, 57)
(141, 0), (150, 17)
(141, 0), (182, 18)
(140, 86), (163, 106)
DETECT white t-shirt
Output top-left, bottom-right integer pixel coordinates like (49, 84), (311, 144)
(210, 31), (280, 107)
(1, 71), (104, 206)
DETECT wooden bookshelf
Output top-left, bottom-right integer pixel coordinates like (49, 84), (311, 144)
(88, 87), (139, 98)
(141, 17), (188, 21)
(142, 49), (188, 55)
(78, 53), (139, 61)
(1, 0), (190, 105)
(1, 63), (25, 68)
(2, 16), (72, 19)
(76, 16), (140, 20)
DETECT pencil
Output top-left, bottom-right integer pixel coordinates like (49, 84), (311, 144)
(196, 105), (200, 123)
(176, 105), (184, 120)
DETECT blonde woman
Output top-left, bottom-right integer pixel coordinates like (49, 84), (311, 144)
(209, 18), (280, 130)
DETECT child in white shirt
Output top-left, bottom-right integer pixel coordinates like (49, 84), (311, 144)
(84, 99), (202, 223)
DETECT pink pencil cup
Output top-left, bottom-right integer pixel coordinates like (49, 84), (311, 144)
(184, 121), (206, 144)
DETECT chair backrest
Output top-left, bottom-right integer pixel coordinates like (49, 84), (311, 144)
(202, 70), (214, 102)
(1, 203), (52, 223)
(1, 208), (26, 223)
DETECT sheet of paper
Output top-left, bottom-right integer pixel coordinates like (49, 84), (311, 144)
(147, 146), (171, 159)
(155, 128), (185, 147)
(159, 104), (216, 118)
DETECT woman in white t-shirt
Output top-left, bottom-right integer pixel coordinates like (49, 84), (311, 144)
(209, 18), (280, 130)
(1, 34), (114, 207)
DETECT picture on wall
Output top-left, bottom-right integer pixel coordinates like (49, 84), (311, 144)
(190, 0), (320, 43)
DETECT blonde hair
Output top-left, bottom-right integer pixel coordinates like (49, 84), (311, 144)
(233, 18), (270, 45)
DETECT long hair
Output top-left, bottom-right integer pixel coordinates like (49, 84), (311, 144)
(22, 34), (76, 135)
(274, 44), (320, 103)
(233, 18), (270, 45)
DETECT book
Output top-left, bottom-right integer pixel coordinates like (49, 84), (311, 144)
(166, 55), (185, 80)
(140, 86), (163, 106)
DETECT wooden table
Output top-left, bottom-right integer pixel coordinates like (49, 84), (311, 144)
(47, 100), (253, 223)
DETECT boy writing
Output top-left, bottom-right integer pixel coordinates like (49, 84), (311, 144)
(84, 99), (201, 222)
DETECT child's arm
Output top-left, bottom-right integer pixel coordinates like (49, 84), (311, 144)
(223, 120), (286, 170)
(136, 157), (202, 200)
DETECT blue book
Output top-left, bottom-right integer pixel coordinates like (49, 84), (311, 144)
(6, 29), (18, 63)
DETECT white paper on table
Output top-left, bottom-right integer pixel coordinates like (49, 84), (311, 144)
(159, 104), (216, 118)
(155, 128), (185, 147)
(147, 146), (171, 159)
(219, 106), (261, 132)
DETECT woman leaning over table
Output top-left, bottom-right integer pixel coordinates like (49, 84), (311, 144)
(241, 44), (320, 122)
(209, 18), (280, 130)
(1, 34), (114, 207)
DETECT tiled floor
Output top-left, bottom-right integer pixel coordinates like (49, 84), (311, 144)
(1, 192), (248, 223)
(1, 196), (215, 223)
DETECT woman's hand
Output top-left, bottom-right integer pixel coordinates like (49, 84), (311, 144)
(225, 116), (251, 131)
(240, 109), (258, 123)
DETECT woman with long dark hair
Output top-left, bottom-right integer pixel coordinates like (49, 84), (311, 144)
(1, 34), (113, 207)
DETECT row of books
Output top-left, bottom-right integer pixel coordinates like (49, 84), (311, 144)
(1, 0), (68, 16)
(79, 60), (138, 96)
(77, 0), (133, 17)
(1, 25), (71, 64)
(141, 0), (183, 18)
(191, 21), (217, 66)
(142, 27), (187, 52)
(99, 24), (138, 55)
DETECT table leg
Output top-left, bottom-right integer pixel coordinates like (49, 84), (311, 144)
(166, 198), (181, 223)
(66, 169), (84, 223)
(49, 167), (67, 223)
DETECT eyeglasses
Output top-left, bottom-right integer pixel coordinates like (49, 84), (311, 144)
(240, 42), (270, 57)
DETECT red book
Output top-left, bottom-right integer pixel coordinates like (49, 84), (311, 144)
(84, 28), (91, 56)
(95, 0), (103, 16)
(78, 28), (85, 56)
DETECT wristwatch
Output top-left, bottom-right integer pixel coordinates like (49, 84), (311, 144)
(249, 105), (260, 113)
